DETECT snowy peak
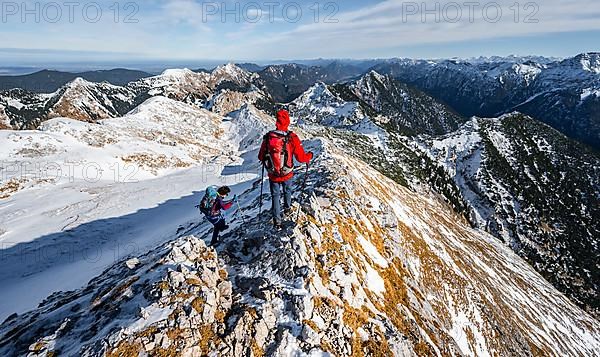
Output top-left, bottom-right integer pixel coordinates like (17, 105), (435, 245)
(294, 81), (334, 104)
(353, 70), (394, 97)
(132, 64), (257, 106)
(574, 52), (600, 74)
(479, 61), (544, 86)
(366, 69), (386, 83)
(289, 70), (465, 135)
(47, 77), (137, 123)
(347, 71), (466, 135)
(159, 68), (199, 78)
(0, 76), (140, 129)
(561, 52), (600, 74)
(211, 62), (252, 79)
(208, 63), (257, 90)
(131, 68), (212, 104)
(290, 82), (367, 127)
(260, 63), (304, 78)
(509, 62), (543, 80)
(64, 76), (93, 88)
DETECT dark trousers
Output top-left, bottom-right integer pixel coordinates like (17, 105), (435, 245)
(269, 179), (292, 225)
(210, 218), (227, 245)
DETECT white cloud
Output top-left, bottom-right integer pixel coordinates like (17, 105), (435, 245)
(0, 0), (598, 61)
(216, 0), (600, 58)
(161, 0), (212, 31)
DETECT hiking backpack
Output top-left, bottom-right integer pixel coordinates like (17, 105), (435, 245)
(263, 130), (294, 177)
(199, 186), (218, 216)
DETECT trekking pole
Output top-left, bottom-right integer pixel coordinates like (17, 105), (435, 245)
(258, 163), (265, 217)
(235, 199), (247, 224)
(295, 162), (310, 222)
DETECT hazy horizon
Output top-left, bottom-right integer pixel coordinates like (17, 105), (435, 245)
(0, 49), (592, 76)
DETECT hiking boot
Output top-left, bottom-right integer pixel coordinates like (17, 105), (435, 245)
(273, 221), (283, 231)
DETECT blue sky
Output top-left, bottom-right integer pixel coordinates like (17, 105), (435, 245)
(0, 0), (599, 66)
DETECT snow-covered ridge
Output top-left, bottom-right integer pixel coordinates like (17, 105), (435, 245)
(210, 62), (257, 85)
(290, 82), (367, 127)
(160, 68), (198, 78)
(0, 235), (232, 356)
(1, 135), (598, 356)
(0, 95), (258, 324)
(1, 96), (229, 183)
(422, 113), (600, 317)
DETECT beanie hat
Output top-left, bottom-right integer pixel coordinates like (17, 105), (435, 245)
(276, 110), (290, 131)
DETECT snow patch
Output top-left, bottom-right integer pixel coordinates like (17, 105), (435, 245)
(581, 88), (600, 100)
(364, 264), (385, 296)
(357, 234), (388, 268)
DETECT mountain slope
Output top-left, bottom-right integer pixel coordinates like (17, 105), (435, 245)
(290, 82), (600, 317)
(340, 71), (466, 135)
(1, 129), (599, 356)
(291, 71), (466, 136)
(0, 88), (53, 129)
(424, 113), (600, 317)
(373, 53), (600, 149)
(46, 78), (140, 123)
(256, 62), (365, 103)
(0, 64), (265, 130)
(0, 96), (256, 322)
(0, 78), (142, 129)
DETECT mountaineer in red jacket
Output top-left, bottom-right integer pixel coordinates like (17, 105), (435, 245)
(258, 109), (313, 229)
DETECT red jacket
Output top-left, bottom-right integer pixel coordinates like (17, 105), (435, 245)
(258, 110), (313, 182)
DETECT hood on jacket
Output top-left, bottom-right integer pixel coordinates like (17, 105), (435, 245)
(276, 110), (290, 131)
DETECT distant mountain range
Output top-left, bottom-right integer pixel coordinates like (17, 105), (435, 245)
(1, 54), (599, 151)
(0, 68), (152, 93)
(373, 52), (600, 150)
